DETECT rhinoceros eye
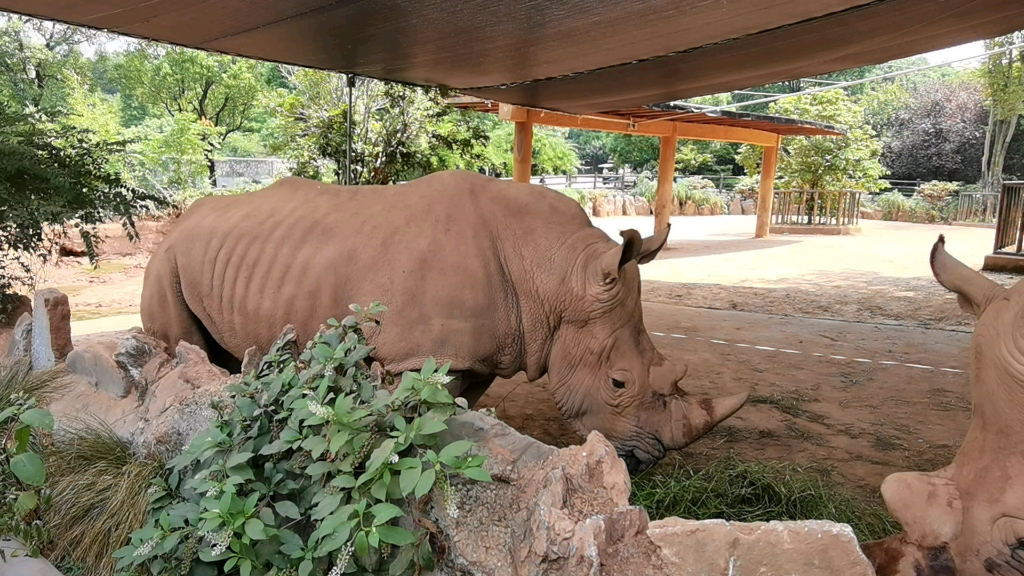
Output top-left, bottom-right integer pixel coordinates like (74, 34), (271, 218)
(612, 378), (627, 389)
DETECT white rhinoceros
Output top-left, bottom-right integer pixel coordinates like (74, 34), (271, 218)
(140, 170), (747, 472)
(864, 234), (1024, 575)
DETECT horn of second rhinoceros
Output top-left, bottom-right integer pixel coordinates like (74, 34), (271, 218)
(653, 392), (749, 450)
(930, 234), (1005, 316)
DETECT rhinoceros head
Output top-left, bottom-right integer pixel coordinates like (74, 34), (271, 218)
(544, 225), (748, 473)
(863, 235), (1024, 576)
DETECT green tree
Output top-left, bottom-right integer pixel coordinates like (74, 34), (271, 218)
(272, 68), (488, 184)
(484, 122), (579, 177)
(0, 105), (163, 316)
(568, 129), (610, 173)
(738, 90), (886, 191)
(111, 45), (273, 185)
(0, 15), (96, 112)
(978, 32), (1024, 195)
(605, 134), (660, 171)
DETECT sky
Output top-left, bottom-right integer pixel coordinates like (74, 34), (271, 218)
(921, 40), (987, 67)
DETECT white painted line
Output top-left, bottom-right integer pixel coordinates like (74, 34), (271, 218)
(647, 331), (962, 374)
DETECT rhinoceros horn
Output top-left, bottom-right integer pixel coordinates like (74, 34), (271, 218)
(930, 234), (1005, 316)
(655, 392), (750, 450)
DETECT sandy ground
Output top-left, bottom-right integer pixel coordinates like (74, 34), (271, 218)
(36, 212), (1015, 498)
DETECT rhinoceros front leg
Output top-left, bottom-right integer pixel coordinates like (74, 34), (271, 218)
(445, 372), (497, 409)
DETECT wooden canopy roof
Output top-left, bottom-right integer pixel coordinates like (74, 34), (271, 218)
(449, 96), (842, 147)
(1, 0), (1022, 114)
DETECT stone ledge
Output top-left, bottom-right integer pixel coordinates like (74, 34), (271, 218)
(769, 224), (861, 236)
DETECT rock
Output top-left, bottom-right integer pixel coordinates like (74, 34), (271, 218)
(635, 196), (652, 215)
(741, 200), (757, 215)
(859, 208), (882, 220)
(710, 202), (722, 216)
(6, 313), (32, 360)
(593, 198), (610, 218)
(648, 518), (875, 576)
(0, 539), (65, 576)
(174, 341), (230, 389)
(684, 201), (697, 216)
(432, 411), (665, 576)
(241, 346), (261, 374)
(31, 289), (72, 367)
(612, 196), (623, 216)
(114, 330), (170, 395)
(698, 205), (711, 216)
(66, 337), (131, 399)
(730, 198), (743, 215)
(623, 196), (636, 216)
(0, 295), (31, 328)
(671, 197), (682, 216)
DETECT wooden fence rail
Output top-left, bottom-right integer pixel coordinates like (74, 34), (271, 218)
(771, 190), (861, 227)
(954, 192), (999, 224)
(993, 182), (1024, 254)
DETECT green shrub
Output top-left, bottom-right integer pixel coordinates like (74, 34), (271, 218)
(630, 453), (900, 542)
(116, 303), (491, 576)
(634, 172), (657, 204)
(733, 175), (760, 200)
(917, 181), (959, 204)
(876, 191), (911, 221)
(557, 188), (589, 208)
(674, 177), (725, 212)
(0, 358), (68, 559)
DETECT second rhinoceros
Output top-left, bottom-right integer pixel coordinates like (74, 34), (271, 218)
(140, 170), (748, 472)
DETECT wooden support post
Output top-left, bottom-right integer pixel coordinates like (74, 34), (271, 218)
(654, 131), (678, 234)
(755, 136), (781, 238)
(513, 120), (534, 183)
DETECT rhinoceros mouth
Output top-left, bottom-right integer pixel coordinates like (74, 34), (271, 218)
(618, 437), (666, 474)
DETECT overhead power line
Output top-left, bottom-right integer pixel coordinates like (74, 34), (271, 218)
(680, 40), (1024, 115)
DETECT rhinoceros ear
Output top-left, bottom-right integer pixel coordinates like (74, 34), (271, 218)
(634, 224), (671, 265)
(596, 229), (644, 282)
(930, 234), (1005, 316)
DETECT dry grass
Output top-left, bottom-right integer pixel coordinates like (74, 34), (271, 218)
(43, 417), (166, 576)
(0, 357), (70, 409)
(750, 391), (828, 425)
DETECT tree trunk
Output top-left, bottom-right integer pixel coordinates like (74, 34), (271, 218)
(205, 152), (217, 188)
(981, 114), (1019, 195)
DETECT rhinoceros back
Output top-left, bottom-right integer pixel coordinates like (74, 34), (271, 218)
(142, 170), (593, 376)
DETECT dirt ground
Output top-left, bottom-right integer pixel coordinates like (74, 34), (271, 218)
(38, 212), (1014, 498)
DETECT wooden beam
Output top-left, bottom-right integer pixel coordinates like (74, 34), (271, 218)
(512, 106), (778, 146)
(655, 130), (678, 234)
(754, 135), (782, 239)
(513, 119), (534, 183)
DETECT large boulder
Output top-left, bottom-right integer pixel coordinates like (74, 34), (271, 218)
(635, 196), (652, 216)
(612, 196), (624, 216)
(623, 196), (636, 216)
(648, 518), (874, 576)
(741, 200), (757, 215)
(730, 198), (743, 215)
(429, 411), (877, 576)
(31, 288), (73, 368)
(6, 313), (32, 360)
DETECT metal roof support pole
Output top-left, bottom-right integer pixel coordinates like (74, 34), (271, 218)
(755, 135), (782, 238)
(346, 74), (356, 185)
(654, 128), (678, 234)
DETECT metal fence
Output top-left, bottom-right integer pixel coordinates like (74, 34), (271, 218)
(771, 190), (861, 227)
(953, 192), (999, 224)
(993, 182), (1024, 254)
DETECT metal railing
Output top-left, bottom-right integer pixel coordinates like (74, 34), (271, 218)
(993, 182), (1024, 254)
(771, 190), (861, 227)
(953, 192), (999, 224)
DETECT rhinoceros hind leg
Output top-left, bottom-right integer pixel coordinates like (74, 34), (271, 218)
(445, 372), (497, 409)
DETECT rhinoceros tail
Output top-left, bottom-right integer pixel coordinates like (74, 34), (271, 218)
(141, 251), (241, 373)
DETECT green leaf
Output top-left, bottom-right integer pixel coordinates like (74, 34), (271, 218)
(370, 477), (388, 501)
(18, 409), (53, 431)
(389, 545), (415, 576)
(420, 357), (437, 378)
(438, 440), (473, 464)
(299, 559), (313, 576)
(10, 453), (45, 486)
(364, 438), (396, 475)
(377, 525), (416, 546)
(274, 500), (301, 519)
(369, 503), (405, 525)
(399, 465), (422, 496)
(240, 559), (252, 576)
(258, 506), (275, 526)
(14, 491), (37, 517)
(301, 435), (329, 458)
(244, 518), (267, 540)
(226, 452), (255, 468)
(414, 467), (435, 499)
(355, 531), (369, 559)
(416, 417), (448, 436)
(305, 461), (334, 477)
(463, 467), (492, 482)
(314, 527), (351, 557)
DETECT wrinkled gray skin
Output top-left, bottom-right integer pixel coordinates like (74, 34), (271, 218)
(863, 235), (1024, 576)
(141, 171), (748, 472)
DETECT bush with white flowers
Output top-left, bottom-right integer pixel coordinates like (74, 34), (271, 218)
(114, 303), (490, 576)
